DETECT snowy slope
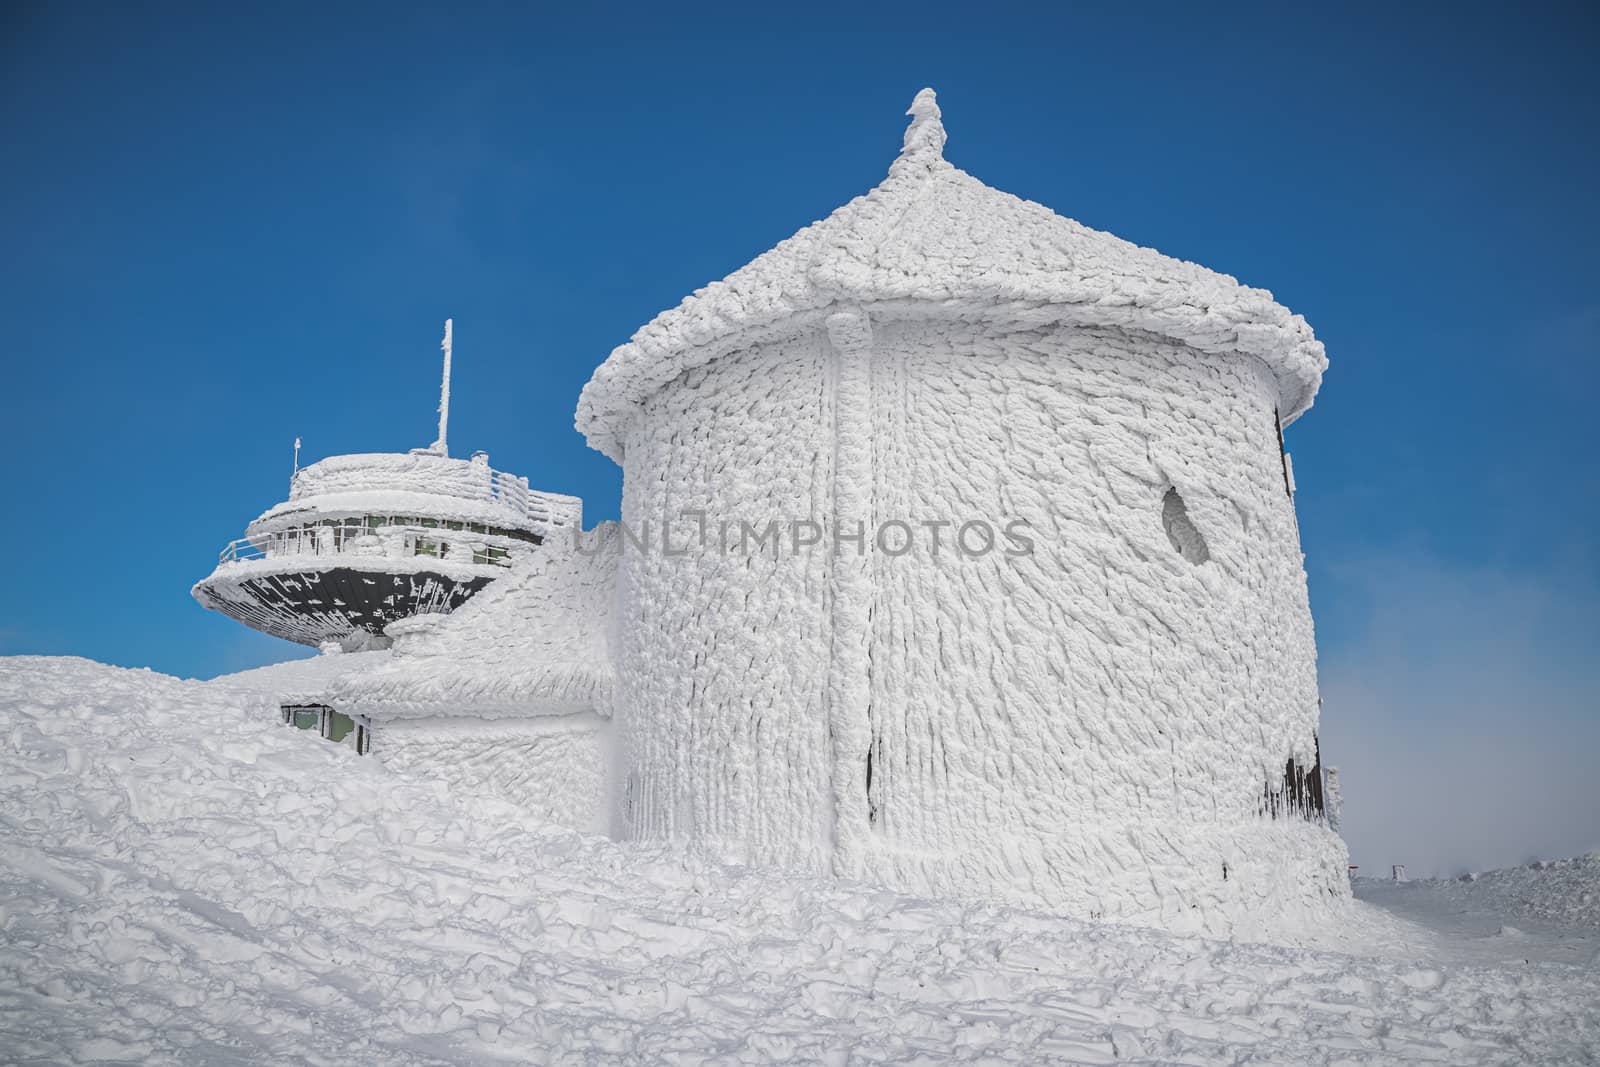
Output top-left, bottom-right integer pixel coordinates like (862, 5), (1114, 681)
(203, 648), (391, 703)
(1355, 860), (1600, 965)
(329, 524), (618, 720)
(2, 656), (1597, 1064)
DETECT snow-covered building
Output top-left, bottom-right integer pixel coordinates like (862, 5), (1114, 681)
(194, 322), (582, 651)
(321, 524), (620, 832)
(575, 90), (1346, 933)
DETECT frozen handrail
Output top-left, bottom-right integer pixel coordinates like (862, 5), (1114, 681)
(285, 454), (581, 530)
(215, 512), (564, 566)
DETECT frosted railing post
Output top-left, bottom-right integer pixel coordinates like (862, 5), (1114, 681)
(472, 451), (492, 501)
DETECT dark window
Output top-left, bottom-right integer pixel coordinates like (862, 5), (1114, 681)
(1162, 489), (1210, 565)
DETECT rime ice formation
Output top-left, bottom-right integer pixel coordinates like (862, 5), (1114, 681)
(1326, 765), (1345, 834)
(430, 318), (453, 455)
(323, 525), (620, 832)
(578, 89), (1346, 935)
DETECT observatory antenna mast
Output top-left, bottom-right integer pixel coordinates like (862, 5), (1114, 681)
(431, 318), (453, 456)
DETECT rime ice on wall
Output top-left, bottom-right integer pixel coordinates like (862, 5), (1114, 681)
(853, 322), (1342, 934)
(328, 525), (621, 831)
(581, 89), (1347, 935)
(613, 338), (837, 868)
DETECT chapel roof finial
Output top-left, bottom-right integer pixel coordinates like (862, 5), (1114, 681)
(899, 88), (945, 166)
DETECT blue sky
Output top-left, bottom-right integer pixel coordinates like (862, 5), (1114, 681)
(2, 2), (1595, 874)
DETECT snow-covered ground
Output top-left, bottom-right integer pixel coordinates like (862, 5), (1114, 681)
(1353, 860), (1599, 968)
(2, 656), (1596, 1064)
(200, 649), (391, 704)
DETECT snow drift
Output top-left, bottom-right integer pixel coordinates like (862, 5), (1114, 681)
(2, 656), (1596, 1063)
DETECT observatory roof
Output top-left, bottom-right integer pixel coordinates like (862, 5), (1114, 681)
(576, 89), (1327, 462)
(247, 452), (582, 537)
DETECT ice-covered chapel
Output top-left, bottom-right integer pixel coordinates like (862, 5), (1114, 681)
(576, 88), (1344, 933)
(284, 89), (1347, 935)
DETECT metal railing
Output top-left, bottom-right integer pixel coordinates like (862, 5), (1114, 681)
(287, 454), (582, 532)
(217, 518), (517, 567)
(219, 524), (365, 564)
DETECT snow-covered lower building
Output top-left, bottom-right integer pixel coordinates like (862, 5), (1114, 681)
(574, 90), (1347, 933)
(319, 524), (619, 832)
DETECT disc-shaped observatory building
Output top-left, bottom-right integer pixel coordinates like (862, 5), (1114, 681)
(195, 323), (582, 651)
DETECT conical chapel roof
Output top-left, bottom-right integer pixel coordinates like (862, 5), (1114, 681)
(576, 89), (1326, 462)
